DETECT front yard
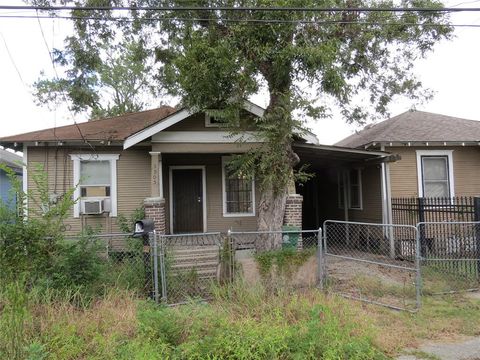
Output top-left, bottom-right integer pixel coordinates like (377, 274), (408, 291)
(2, 280), (480, 359)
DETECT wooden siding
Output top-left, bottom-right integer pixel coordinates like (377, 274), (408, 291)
(163, 154), (259, 233)
(27, 146), (150, 235)
(152, 143), (260, 154)
(166, 111), (256, 132)
(388, 146), (480, 197)
(349, 165), (382, 223)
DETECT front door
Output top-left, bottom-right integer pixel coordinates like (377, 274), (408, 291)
(171, 168), (204, 233)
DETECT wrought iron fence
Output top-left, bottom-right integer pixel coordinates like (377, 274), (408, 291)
(392, 196), (476, 226)
(321, 220), (421, 312)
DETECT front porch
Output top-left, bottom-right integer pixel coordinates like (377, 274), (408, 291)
(143, 143), (396, 234)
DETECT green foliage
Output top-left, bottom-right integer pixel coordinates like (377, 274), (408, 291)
(0, 280), (30, 360)
(131, 286), (387, 359)
(117, 206), (145, 234)
(255, 247), (315, 278)
(29, 0), (454, 201)
(33, 37), (160, 119)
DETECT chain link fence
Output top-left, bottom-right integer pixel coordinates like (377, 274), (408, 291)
(228, 229), (322, 291)
(322, 220), (420, 312)
(62, 232), (155, 296)
(59, 220), (480, 311)
(418, 221), (480, 295)
(154, 232), (224, 305)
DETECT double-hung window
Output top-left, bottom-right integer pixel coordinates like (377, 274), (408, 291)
(338, 169), (363, 210)
(70, 154), (119, 217)
(416, 150), (454, 198)
(222, 157), (255, 216)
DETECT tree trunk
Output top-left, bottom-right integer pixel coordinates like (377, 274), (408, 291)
(256, 188), (288, 252)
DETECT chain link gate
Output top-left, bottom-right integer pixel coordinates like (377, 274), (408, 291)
(321, 220), (421, 312)
(152, 232), (227, 305)
(418, 221), (480, 295)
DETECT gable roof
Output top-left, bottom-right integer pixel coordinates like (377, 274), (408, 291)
(0, 148), (22, 172)
(0, 106), (176, 145)
(0, 100), (319, 150)
(336, 111), (480, 148)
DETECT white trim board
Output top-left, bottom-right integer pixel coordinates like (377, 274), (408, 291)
(168, 166), (207, 233)
(152, 131), (260, 143)
(415, 150), (455, 197)
(70, 154), (120, 218)
(124, 100), (265, 150)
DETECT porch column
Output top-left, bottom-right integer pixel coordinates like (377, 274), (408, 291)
(144, 152), (166, 234)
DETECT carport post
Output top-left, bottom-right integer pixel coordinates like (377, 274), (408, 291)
(342, 171), (350, 245)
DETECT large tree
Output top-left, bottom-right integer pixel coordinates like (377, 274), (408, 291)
(31, 0), (452, 246)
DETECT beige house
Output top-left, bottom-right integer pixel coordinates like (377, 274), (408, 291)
(0, 101), (393, 235)
(337, 110), (480, 224)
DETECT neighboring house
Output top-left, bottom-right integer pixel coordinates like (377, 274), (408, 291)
(0, 148), (23, 207)
(0, 100), (392, 234)
(336, 110), (480, 224)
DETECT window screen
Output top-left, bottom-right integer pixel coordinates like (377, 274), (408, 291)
(421, 156), (450, 197)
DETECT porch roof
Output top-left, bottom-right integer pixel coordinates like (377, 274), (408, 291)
(293, 143), (394, 169)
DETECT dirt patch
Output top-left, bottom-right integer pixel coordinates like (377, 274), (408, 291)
(327, 256), (415, 287)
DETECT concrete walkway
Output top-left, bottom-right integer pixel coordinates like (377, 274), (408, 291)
(397, 337), (480, 360)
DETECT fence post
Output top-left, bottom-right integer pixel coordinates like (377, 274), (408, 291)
(159, 234), (168, 302)
(317, 227), (324, 290)
(414, 225), (422, 310)
(418, 197), (426, 257)
(152, 230), (159, 304)
(474, 197), (480, 279)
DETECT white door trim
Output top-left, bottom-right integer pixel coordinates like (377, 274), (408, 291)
(169, 165), (207, 233)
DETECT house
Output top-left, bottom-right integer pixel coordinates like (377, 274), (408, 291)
(0, 148), (22, 208)
(336, 110), (480, 224)
(0, 101), (394, 235)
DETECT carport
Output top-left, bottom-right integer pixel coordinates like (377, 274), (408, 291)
(292, 143), (398, 230)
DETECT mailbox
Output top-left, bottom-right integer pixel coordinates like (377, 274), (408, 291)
(133, 219), (155, 237)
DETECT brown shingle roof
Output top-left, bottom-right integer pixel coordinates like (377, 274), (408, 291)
(336, 111), (480, 148)
(0, 106), (177, 144)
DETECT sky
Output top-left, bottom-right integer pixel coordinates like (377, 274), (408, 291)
(1, 1), (480, 148)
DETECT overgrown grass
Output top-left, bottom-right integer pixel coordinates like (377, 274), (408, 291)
(2, 268), (480, 359)
(1, 279), (388, 360)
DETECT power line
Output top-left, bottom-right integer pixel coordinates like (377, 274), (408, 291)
(1, 4), (480, 13)
(0, 14), (468, 27)
(35, 11), (95, 151)
(0, 32), (29, 89)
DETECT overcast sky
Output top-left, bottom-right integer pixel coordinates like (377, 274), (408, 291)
(1, 0), (480, 147)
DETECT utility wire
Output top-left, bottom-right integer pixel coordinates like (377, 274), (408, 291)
(0, 32), (29, 89)
(35, 11), (95, 151)
(0, 4), (480, 13)
(0, 14), (466, 27)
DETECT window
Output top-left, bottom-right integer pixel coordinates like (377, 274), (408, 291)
(338, 169), (363, 210)
(205, 112), (226, 127)
(70, 154), (119, 217)
(222, 157), (255, 216)
(416, 150), (454, 198)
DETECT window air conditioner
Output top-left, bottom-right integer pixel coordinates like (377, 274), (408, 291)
(81, 199), (104, 215)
